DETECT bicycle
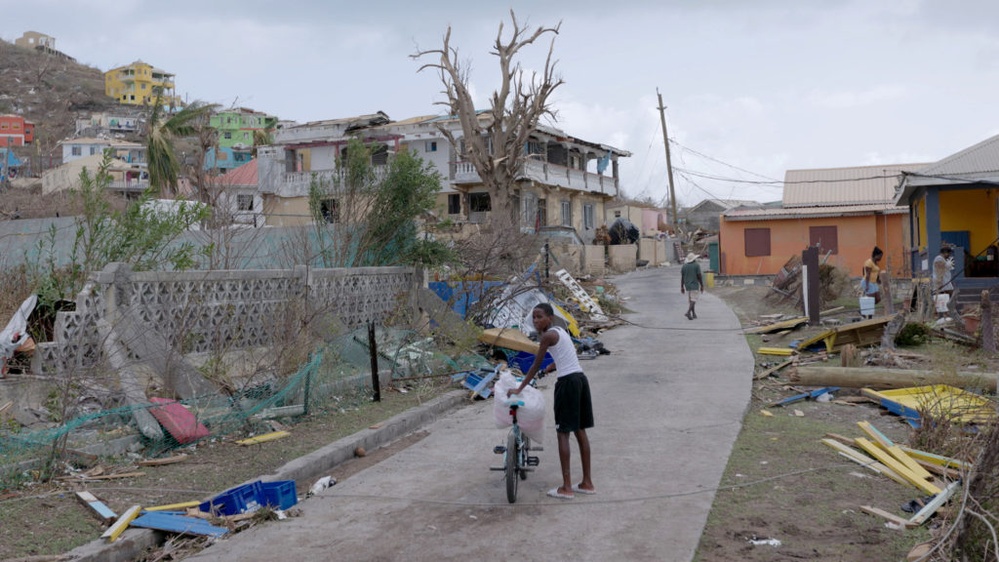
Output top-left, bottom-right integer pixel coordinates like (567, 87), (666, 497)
(491, 396), (541, 503)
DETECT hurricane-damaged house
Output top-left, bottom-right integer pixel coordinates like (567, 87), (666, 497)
(255, 111), (630, 243)
(718, 164), (923, 278)
(895, 133), (999, 302)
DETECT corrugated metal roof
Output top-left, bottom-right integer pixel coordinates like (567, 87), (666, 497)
(782, 164), (925, 207)
(723, 202), (906, 221)
(221, 159), (257, 187)
(914, 134), (999, 177)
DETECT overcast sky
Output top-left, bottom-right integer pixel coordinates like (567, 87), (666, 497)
(7, 0), (999, 206)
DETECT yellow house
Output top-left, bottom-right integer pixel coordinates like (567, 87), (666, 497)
(104, 60), (180, 106)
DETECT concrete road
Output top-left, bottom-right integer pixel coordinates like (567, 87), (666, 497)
(187, 265), (753, 562)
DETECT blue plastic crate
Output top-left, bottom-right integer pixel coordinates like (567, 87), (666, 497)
(199, 481), (263, 516)
(260, 480), (298, 510)
(508, 351), (553, 374)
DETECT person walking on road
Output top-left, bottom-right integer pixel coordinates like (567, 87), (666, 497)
(510, 303), (595, 500)
(932, 245), (955, 321)
(681, 252), (704, 320)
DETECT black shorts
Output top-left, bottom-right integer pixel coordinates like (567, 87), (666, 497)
(554, 372), (594, 433)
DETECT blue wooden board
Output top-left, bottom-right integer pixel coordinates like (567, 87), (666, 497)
(130, 512), (229, 537)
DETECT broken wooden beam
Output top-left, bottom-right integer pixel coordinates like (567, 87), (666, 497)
(861, 505), (917, 528)
(910, 481), (961, 525)
(792, 365), (997, 392)
(754, 359), (794, 380)
(75, 491), (117, 525)
(137, 454), (188, 467)
(101, 505), (141, 543)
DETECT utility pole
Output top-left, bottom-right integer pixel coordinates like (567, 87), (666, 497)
(656, 89), (678, 232)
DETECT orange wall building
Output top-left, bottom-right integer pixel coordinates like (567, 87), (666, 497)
(718, 209), (908, 278)
(717, 164), (921, 279)
(0, 114), (35, 146)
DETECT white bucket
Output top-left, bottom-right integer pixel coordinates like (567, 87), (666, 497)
(934, 293), (950, 313)
(859, 296), (875, 317)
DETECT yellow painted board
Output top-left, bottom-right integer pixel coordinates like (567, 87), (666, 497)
(898, 446), (971, 471)
(821, 439), (911, 489)
(854, 438), (941, 496)
(757, 347), (794, 356)
(863, 385), (995, 424)
(857, 421), (894, 449)
(235, 431), (291, 446)
(101, 504), (141, 542)
(146, 500), (201, 512)
(886, 445), (935, 481)
(744, 317), (809, 334)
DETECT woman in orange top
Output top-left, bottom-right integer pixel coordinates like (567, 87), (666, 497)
(861, 246), (883, 304)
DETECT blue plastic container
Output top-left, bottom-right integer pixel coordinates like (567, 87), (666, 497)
(508, 351), (553, 374)
(200, 481), (263, 516)
(260, 480), (298, 510)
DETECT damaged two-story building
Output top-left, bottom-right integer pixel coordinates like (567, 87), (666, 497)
(255, 111), (629, 242)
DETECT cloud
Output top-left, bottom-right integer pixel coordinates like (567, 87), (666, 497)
(807, 85), (907, 109)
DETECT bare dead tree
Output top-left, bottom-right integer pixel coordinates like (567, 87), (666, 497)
(413, 10), (564, 222)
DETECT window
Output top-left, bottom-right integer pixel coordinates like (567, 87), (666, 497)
(614, 210), (621, 218)
(11, 123), (19, 130)
(537, 198), (547, 227)
(223, 132), (232, 140)
(0, 123), (7, 130)
(90, 146), (99, 155)
(71, 146), (82, 156)
(809, 225), (838, 254)
(320, 199), (340, 223)
(447, 193), (461, 215)
(141, 83), (147, 90)
(469, 192), (491, 212)
(745, 228), (771, 257)
(583, 204), (594, 230)
(426, 141), (437, 152)
(371, 145), (389, 166)
(236, 194), (254, 211)
(560, 200), (572, 226)
(243, 132), (250, 140)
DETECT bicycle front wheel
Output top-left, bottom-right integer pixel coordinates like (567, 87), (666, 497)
(506, 430), (518, 503)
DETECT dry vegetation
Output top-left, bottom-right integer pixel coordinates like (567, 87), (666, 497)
(703, 278), (999, 562)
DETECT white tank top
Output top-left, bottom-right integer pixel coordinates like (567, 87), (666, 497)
(547, 326), (582, 377)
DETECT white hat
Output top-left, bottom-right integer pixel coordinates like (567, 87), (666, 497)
(685, 253), (697, 264)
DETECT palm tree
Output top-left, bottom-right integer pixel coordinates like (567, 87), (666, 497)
(146, 95), (217, 197)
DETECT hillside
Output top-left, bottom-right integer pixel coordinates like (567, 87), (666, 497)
(0, 39), (115, 174)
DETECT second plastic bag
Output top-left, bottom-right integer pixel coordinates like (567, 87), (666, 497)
(492, 369), (546, 443)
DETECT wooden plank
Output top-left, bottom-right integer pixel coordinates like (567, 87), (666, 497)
(793, 366), (997, 392)
(75, 491), (117, 525)
(744, 317), (809, 334)
(757, 347), (794, 356)
(57, 471), (145, 481)
(912, 458), (961, 480)
(861, 505), (917, 528)
(898, 446), (972, 471)
(885, 444), (936, 482)
(129, 512), (229, 537)
(754, 359), (794, 380)
(856, 421), (894, 448)
(910, 481), (961, 525)
(146, 500), (201, 512)
(101, 505), (141, 543)
(854, 438), (942, 496)
(137, 454), (188, 467)
(823, 433), (856, 447)
(236, 431), (291, 446)
(820, 439), (910, 487)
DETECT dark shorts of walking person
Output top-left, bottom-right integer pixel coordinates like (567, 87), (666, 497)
(554, 372), (594, 433)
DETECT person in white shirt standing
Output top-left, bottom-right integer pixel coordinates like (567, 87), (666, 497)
(932, 245), (955, 320)
(510, 303), (595, 500)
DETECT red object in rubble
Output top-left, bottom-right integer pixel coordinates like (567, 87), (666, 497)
(148, 398), (210, 444)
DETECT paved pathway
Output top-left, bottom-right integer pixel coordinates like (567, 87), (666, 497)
(186, 264), (754, 562)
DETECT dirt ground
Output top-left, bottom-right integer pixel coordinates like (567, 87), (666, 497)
(696, 282), (994, 562)
(0, 384), (449, 560)
(0, 280), (990, 561)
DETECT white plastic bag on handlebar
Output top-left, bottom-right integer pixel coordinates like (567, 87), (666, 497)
(492, 369), (546, 443)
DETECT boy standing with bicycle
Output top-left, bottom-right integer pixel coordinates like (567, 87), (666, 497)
(509, 303), (596, 499)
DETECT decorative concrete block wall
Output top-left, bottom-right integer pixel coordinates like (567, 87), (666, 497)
(608, 245), (638, 272)
(33, 263), (415, 375)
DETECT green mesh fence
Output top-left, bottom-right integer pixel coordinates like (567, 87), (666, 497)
(0, 330), (490, 490)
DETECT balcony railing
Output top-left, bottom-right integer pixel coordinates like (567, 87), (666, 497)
(276, 167), (389, 197)
(452, 158), (617, 195)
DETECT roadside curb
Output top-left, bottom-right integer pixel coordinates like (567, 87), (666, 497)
(65, 389), (471, 562)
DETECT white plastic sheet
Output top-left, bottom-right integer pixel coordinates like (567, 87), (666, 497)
(492, 369), (546, 443)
